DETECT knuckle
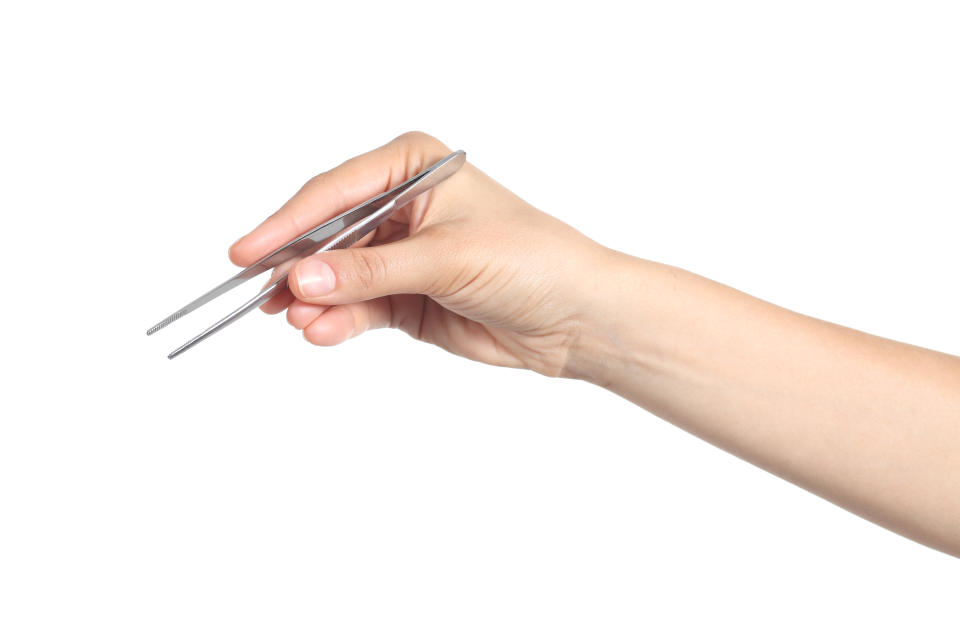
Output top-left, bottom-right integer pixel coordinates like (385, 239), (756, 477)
(350, 249), (388, 291)
(395, 130), (432, 144)
(393, 131), (449, 155)
(347, 303), (369, 337)
(301, 171), (327, 191)
(416, 227), (466, 295)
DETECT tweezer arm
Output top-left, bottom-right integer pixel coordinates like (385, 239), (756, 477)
(155, 149), (466, 358)
(165, 198), (399, 359)
(147, 166), (426, 336)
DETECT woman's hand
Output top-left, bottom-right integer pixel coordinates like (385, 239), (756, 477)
(229, 132), (613, 377)
(230, 131), (960, 557)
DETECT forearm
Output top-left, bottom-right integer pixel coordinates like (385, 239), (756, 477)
(567, 251), (960, 556)
(239, 132), (958, 554)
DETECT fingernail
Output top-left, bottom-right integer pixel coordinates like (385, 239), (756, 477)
(297, 260), (336, 297)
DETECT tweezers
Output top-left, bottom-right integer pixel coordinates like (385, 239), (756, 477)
(148, 149), (466, 359)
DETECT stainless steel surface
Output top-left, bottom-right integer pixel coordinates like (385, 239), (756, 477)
(149, 150), (466, 358)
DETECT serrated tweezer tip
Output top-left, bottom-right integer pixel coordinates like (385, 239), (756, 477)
(147, 311), (186, 336)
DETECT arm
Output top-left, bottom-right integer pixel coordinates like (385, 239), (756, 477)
(569, 254), (960, 556)
(230, 132), (960, 556)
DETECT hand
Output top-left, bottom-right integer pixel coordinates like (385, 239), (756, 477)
(229, 132), (613, 377)
(230, 132), (960, 557)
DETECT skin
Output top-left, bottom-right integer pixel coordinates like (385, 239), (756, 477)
(230, 132), (960, 557)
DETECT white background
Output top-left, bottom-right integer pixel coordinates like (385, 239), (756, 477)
(1, 1), (957, 638)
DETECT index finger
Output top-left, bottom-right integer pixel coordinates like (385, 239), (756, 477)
(228, 131), (451, 267)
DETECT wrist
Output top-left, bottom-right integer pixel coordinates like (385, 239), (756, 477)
(559, 250), (663, 389)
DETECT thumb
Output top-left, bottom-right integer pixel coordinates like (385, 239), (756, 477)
(288, 234), (451, 305)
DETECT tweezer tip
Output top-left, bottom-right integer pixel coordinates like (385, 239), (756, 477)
(147, 310), (187, 337)
(147, 320), (167, 336)
(167, 344), (188, 359)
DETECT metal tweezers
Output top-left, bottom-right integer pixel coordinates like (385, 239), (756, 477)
(148, 150), (466, 359)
